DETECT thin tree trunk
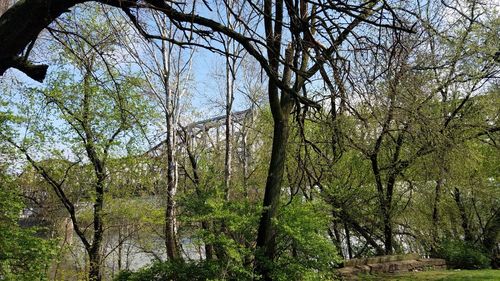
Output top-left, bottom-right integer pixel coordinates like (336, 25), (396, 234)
(161, 31), (180, 260)
(82, 69), (106, 281)
(242, 126), (249, 197)
(339, 209), (384, 256)
(431, 175), (444, 256)
(344, 221), (353, 259)
(328, 223), (344, 259)
(223, 1), (235, 201)
(118, 227), (122, 271)
(165, 113), (179, 259)
(184, 132), (215, 260)
(87, 179), (104, 281)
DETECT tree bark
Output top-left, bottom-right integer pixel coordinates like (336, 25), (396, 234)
(344, 221), (353, 259)
(430, 175), (444, 256)
(254, 0), (287, 277)
(165, 105), (179, 259)
(255, 116), (290, 278)
(453, 187), (473, 243)
(0, 0), (82, 80)
(223, 0), (236, 201)
(224, 57), (234, 201)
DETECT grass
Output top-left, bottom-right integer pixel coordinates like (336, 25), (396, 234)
(358, 269), (500, 280)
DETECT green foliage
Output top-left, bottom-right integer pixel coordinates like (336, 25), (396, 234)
(436, 240), (490, 269)
(270, 197), (341, 281)
(0, 178), (56, 281)
(113, 259), (226, 281)
(179, 184), (260, 279)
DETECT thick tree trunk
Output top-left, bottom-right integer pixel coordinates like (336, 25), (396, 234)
(382, 208), (393, 255)
(0, 0), (82, 80)
(255, 115), (290, 279)
(88, 246), (102, 281)
(165, 200), (179, 260)
(255, 32), (294, 278)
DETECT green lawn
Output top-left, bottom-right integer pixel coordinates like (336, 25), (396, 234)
(358, 269), (500, 280)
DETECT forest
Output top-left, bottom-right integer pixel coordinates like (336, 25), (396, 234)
(0, 0), (498, 280)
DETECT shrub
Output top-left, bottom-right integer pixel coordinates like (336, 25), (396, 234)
(114, 259), (246, 281)
(437, 240), (490, 269)
(270, 198), (341, 280)
(0, 183), (56, 281)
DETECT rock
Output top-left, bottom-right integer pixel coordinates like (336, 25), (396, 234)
(337, 255), (447, 280)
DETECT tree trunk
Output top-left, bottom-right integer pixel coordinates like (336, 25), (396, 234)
(224, 62), (233, 201)
(88, 188), (104, 281)
(223, 0), (235, 201)
(165, 111), (180, 259)
(118, 227), (122, 271)
(431, 176), (444, 256)
(344, 221), (353, 259)
(382, 208), (393, 255)
(255, 115), (290, 278)
(454, 187), (473, 242)
(82, 69), (105, 281)
(328, 222), (344, 259)
(371, 155), (393, 255)
(161, 32), (180, 260)
(255, 34), (294, 278)
(242, 126), (249, 197)
(88, 247), (102, 281)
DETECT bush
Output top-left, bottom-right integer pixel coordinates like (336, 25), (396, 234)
(437, 240), (490, 269)
(0, 183), (56, 281)
(114, 259), (245, 281)
(270, 198), (341, 280)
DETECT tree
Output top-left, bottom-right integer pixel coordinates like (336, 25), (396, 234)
(0, 110), (55, 281)
(1, 9), (153, 280)
(116, 8), (197, 260)
(1, 1), (412, 279)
